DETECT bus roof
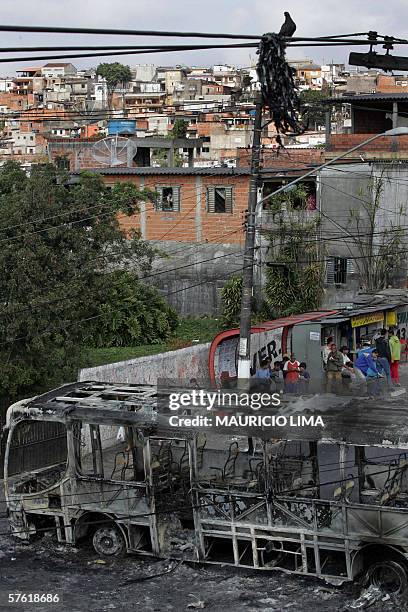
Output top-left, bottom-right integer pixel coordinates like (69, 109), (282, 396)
(5, 381), (408, 449)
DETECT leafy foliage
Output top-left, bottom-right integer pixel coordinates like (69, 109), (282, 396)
(265, 184), (310, 214)
(0, 162), (158, 399)
(347, 170), (405, 291)
(263, 217), (324, 318)
(299, 89), (328, 128)
(169, 119), (188, 139)
(85, 271), (178, 347)
(96, 62), (132, 107)
(221, 276), (243, 328)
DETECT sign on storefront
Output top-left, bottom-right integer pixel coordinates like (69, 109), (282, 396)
(351, 311), (384, 328)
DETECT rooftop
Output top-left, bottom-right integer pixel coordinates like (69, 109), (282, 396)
(43, 63), (76, 68)
(73, 166), (252, 176)
(8, 380), (408, 447)
(332, 93), (408, 103)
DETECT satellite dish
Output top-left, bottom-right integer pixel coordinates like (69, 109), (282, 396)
(91, 135), (137, 166)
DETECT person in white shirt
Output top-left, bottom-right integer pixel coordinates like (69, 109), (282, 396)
(322, 336), (334, 366)
(340, 345), (354, 387)
(341, 346), (353, 370)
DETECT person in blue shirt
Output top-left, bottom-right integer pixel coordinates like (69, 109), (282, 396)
(355, 346), (378, 376)
(253, 359), (272, 390)
(298, 362), (311, 393)
(355, 348), (385, 395)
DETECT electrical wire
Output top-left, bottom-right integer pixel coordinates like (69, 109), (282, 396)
(0, 263), (251, 347)
(0, 43), (257, 53)
(0, 461), (406, 539)
(0, 24), (262, 39)
(0, 43), (259, 64)
(0, 445), (406, 510)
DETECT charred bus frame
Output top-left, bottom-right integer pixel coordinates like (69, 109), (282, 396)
(3, 382), (408, 592)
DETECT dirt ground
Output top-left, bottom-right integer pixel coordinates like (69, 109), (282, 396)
(1, 513), (407, 612)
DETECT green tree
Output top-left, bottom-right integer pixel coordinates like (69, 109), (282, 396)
(169, 118), (188, 139)
(0, 162), (157, 400)
(346, 170), (405, 291)
(85, 270), (178, 347)
(96, 62), (132, 108)
(299, 89), (328, 129)
(263, 189), (324, 318)
(221, 276), (243, 328)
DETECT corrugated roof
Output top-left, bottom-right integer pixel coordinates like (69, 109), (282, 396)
(331, 93), (408, 103)
(72, 167), (252, 176)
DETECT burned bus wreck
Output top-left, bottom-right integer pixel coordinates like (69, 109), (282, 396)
(4, 382), (408, 592)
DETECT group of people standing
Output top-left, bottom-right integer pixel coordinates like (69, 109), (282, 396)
(254, 354), (310, 393)
(322, 328), (402, 394)
(373, 328), (401, 386)
(252, 327), (403, 396)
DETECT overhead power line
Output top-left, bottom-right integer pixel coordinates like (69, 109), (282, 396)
(0, 43), (258, 64)
(0, 24), (261, 39)
(0, 25), (405, 45)
(0, 44), (254, 53)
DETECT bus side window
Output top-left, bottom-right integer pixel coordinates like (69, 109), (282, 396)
(78, 424), (145, 482)
(6, 420), (67, 493)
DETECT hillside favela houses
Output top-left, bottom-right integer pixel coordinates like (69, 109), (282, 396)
(1, 60), (408, 316)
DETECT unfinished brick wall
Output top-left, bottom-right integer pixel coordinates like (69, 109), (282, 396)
(236, 147), (324, 168)
(103, 172), (249, 246)
(328, 133), (408, 152)
(376, 75), (408, 93)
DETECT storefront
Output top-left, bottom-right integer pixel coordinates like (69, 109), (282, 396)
(350, 310), (386, 349)
(208, 303), (408, 385)
(208, 311), (338, 384)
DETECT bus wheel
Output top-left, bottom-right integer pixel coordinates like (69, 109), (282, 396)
(365, 560), (408, 595)
(92, 524), (125, 557)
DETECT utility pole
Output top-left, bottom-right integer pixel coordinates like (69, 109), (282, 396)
(237, 93), (263, 383)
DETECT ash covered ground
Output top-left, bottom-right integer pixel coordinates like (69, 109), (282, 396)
(0, 521), (406, 612)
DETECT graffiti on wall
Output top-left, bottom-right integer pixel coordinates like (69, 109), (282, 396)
(214, 328), (284, 380)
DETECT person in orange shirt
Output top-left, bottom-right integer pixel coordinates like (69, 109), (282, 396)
(283, 353), (300, 393)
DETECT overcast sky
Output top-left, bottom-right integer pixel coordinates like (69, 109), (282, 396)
(0, 0), (407, 75)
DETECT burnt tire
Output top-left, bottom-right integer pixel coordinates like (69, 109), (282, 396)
(92, 524), (126, 557)
(365, 559), (408, 595)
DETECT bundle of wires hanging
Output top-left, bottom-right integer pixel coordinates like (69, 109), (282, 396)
(256, 33), (304, 145)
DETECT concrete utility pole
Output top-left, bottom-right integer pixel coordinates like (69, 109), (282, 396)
(237, 94), (263, 382)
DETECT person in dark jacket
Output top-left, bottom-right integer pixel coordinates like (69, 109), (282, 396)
(375, 328), (392, 386)
(326, 344), (343, 393)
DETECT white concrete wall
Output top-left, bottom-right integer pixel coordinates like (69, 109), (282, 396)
(78, 343), (211, 385)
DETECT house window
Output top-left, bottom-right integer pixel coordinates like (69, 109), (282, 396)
(326, 256), (354, 284)
(206, 186), (233, 214)
(202, 147), (210, 153)
(156, 186), (180, 212)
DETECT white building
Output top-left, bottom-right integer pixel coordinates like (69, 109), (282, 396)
(0, 78), (14, 93)
(132, 65), (156, 82)
(41, 63), (77, 78)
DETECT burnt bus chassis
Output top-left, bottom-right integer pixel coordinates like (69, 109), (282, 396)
(4, 383), (408, 592)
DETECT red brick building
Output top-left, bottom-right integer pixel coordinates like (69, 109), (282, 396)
(82, 167), (251, 245)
